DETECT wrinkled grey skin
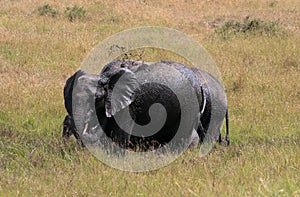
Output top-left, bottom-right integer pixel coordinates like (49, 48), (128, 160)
(63, 60), (229, 151)
(96, 61), (199, 148)
(143, 60), (229, 146)
(63, 60), (199, 150)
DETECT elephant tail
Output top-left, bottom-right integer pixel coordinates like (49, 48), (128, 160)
(224, 109), (230, 145)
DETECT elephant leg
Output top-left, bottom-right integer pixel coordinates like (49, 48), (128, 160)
(62, 115), (84, 147)
(196, 114), (206, 143)
(188, 129), (200, 150)
(224, 109), (230, 145)
(218, 109), (230, 146)
(202, 108), (225, 145)
(74, 129), (85, 147)
(62, 115), (75, 141)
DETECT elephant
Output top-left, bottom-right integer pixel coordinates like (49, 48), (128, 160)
(62, 59), (229, 152)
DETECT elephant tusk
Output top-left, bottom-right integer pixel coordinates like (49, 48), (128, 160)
(200, 86), (206, 115)
(83, 123), (88, 135)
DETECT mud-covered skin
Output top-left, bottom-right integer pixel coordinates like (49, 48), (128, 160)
(62, 59), (229, 150)
(152, 61), (228, 145)
(96, 61), (194, 151)
(160, 61), (210, 142)
(106, 60), (229, 145)
(103, 60), (210, 143)
(95, 82), (181, 150)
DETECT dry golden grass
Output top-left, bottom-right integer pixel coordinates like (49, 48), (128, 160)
(0, 0), (299, 196)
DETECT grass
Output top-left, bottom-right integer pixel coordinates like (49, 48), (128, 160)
(37, 4), (59, 18)
(214, 16), (286, 39)
(64, 5), (86, 22)
(0, 0), (300, 196)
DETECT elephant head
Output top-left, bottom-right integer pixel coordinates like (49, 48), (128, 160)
(62, 70), (85, 143)
(70, 67), (139, 146)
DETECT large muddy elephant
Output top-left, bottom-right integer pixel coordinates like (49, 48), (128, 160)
(62, 60), (229, 152)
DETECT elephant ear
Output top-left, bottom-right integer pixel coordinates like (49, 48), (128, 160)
(63, 70), (86, 115)
(105, 68), (139, 117)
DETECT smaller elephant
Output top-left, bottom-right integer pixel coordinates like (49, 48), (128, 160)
(157, 61), (229, 146)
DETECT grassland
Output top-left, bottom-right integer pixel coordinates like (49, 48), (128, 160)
(0, 0), (299, 196)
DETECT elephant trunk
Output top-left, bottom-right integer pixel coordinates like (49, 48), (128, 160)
(72, 74), (103, 145)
